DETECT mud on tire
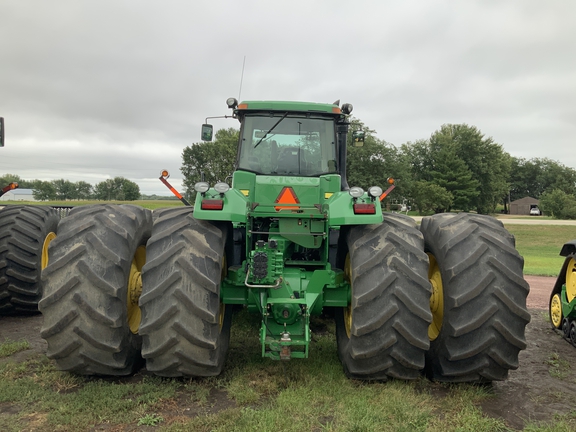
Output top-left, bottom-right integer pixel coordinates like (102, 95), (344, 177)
(139, 207), (231, 377)
(336, 213), (432, 380)
(39, 205), (153, 375)
(0, 205), (59, 315)
(420, 213), (530, 382)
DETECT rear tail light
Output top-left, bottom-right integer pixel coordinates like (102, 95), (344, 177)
(201, 199), (224, 210)
(353, 203), (376, 214)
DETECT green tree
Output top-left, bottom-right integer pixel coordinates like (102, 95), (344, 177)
(538, 158), (576, 196)
(0, 173), (33, 189)
(401, 139), (434, 182)
(509, 158), (544, 201)
(75, 181), (93, 200)
(32, 180), (57, 201)
(346, 118), (412, 202)
(403, 124), (510, 214)
(120, 178), (141, 201)
(430, 124), (510, 214)
(429, 143), (479, 212)
(539, 189), (576, 219)
(410, 181), (453, 215)
(94, 179), (115, 200)
(52, 179), (76, 200)
(509, 157), (576, 201)
(181, 128), (238, 198)
(94, 177), (140, 201)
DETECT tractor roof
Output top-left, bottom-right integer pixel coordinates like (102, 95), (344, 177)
(237, 100), (341, 115)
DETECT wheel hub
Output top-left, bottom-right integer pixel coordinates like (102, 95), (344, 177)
(127, 246), (146, 334)
(550, 293), (563, 329)
(41, 232), (57, 270)
(427, 253), (444, 341)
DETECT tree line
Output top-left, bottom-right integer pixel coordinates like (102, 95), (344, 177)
(180, 121), (576, 218)
(0, 174), (141, 201)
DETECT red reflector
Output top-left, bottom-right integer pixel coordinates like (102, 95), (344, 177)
(201, 199), (223, 210)
(353, 203), (376, 214)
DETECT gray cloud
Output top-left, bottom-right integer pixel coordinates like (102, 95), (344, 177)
(1, 0), (574, 195)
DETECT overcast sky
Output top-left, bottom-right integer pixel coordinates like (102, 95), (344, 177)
(1, 0), (574, 195)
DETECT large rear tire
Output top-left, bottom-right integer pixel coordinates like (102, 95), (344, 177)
(420, 213), (530, 382)
(0, 205), (59, 314)
(139, 207), (232, 377)
(335, 213), (432, 380)
(39, 205), (152, 375)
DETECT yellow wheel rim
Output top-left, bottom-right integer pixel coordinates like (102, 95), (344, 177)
(41, 232), (57, 270)
(127, 246), (146, 334)
(427, 253), (444, 341)
(344, 253), (352, 338)
(566, 258), (576, 303)
(550, 293), (563, 329)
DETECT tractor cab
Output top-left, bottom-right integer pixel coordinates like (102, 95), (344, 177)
(202, 99), (355, 190)
(237, 111), (337, 177)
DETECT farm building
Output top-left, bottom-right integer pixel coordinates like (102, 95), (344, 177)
(509, 196), (539, 215)
(0, 188), (36, 201)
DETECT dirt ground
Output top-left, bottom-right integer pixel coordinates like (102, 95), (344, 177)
(1, 275), (574, 430)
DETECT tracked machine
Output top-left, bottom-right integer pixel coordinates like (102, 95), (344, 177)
(549, 241), (576, 345)
(40, 100), (530, 382)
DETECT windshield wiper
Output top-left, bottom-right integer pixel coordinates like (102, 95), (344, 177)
(254, 113), (288, 148)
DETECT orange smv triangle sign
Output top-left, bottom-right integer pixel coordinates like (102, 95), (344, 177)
(275, 187), (300, 211)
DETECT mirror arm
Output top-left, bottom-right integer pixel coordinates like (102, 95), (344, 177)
(204, 115), (234, 123)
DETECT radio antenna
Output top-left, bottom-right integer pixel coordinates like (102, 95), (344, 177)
(238, 56), (246, 101)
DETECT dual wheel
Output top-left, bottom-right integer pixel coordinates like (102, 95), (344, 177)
(336, 213), (531, 382)
(40, 206), (531, 381)
(0, 205), (59, 315)
(40, 205), (230, 376)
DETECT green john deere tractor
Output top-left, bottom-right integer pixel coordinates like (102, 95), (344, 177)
(0, 117), (60, 315)
(39, 100), (530, 382)
(549, 241), (576, 345)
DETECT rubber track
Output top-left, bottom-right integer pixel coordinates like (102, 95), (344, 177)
(39, 205), (152, 375)
(0, 205), (59, 314)
(421, 213), (530, 382)
(140, 207), (231, 377)
(337, 213), (432, 380)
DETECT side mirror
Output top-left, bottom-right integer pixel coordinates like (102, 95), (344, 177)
(0, 117), (4, 147)
(201, 124), (213, 141)
(352, 130), (365, 147)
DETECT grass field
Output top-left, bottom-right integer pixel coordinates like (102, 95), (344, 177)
(3, 313), (575, 432)
(506, 225), (575, 277)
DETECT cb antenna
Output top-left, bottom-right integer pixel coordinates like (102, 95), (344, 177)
(238, 56), (246, 101)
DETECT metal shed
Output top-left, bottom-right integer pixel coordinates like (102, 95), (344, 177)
(509, 196), (539, 215)
(0, 188), (36, 201)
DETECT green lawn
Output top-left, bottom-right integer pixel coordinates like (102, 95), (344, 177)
(506, 224), (575, 276)
(4, 313), (569, 432)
